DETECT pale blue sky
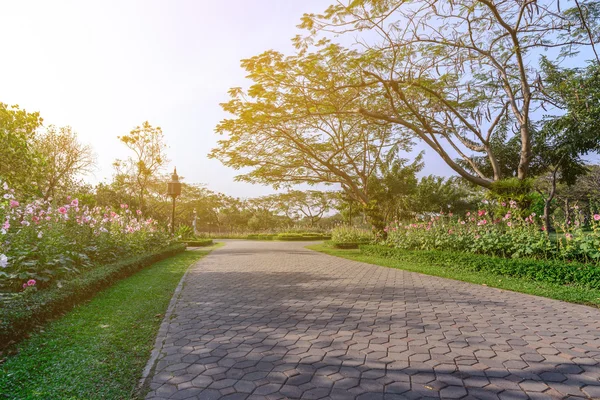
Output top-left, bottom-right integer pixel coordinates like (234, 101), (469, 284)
(0, 0), (470, 197)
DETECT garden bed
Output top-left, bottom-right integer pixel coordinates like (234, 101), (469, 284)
(0, 243), (186, 351)
(360, 244), (600, 289)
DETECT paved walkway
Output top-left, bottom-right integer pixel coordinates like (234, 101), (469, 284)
(145, 241), (600, 400)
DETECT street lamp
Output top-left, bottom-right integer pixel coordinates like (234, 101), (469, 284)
(167, 167), (181, 235)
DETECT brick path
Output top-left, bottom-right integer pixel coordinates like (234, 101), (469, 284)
(145, 240), (600, 400)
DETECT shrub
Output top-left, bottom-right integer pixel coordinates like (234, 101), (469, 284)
(330, 226), (374, 248)
(360, 244), (600, 288)
(0, 243), (185, 350)
(181, 239), (214, 247)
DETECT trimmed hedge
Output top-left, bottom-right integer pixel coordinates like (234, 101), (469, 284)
(0, 243), (186, 351)
(182, 239), (214, 247)
(360, 245), (600, 289)
(276, 233), (331, 241)
(330, 241), (366, 249)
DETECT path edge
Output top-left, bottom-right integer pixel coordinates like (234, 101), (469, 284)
(135, 248), (212, 397)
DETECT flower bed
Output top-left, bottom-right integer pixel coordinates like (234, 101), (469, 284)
(384, 201), (600, 264)
(0, 182), (173, 292)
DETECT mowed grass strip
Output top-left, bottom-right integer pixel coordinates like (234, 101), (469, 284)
(0, 248), (216, 400)
(307, 244), (600, 308)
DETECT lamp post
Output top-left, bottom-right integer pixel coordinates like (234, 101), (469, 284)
(167, 167), (181, 235)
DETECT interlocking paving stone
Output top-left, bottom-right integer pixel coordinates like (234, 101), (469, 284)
(145, 240), (600, 399)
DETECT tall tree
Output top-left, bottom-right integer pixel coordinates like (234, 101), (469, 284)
(34, 125), (95, 200)
(295, 0), (600, 188)
(0, 103), (43, 197)
(210, 50), (413, 214)
(114, 121), (169, 212)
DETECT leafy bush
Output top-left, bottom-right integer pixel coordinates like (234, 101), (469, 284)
(330, 226), (374, 248)
(360, 244), (600, 289)
(0, 182), (174, 292)
(0, 243), (185, 350)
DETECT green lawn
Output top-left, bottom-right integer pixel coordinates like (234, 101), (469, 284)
(308, 244), (600, 308)
(0, 246), (219, 400)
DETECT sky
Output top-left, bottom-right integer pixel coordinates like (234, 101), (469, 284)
(9, 0), (582, 199)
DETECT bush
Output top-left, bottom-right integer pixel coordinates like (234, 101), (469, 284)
(181, 239), (214, 247)
(360, 244), (600, 289)
(0, 243), (186, 351)
(330, 226), (374, 248)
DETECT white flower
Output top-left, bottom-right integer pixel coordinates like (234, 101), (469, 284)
(38, 231), (44, 239)
(2, 182), (8, 190)
(0, 254), (8, 268)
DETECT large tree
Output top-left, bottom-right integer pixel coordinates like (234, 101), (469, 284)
(0, 103), (44, 197)
(210, 50), (413, 212)
(34, 125), (95, 200)
(293, 0), (600, 188)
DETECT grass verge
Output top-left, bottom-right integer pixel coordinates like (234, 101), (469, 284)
(0, 246), (218, 399)
(307, 244), (600, 308)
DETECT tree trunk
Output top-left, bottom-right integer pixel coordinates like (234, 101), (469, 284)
(543, 199), (553, 233)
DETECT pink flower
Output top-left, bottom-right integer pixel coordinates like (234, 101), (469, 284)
(58, 207), (67, 214)
(466, 212), (471, 216)
(502, 202), (506, 207)
(23, 283), (27, 289)
(478, 210), (486, 217)
(448, 213), (453, 217)
(66, 195), (71, 201)
(2, 221), (9, 230)
(9, 200), (19, 208)
(71, 198), (79, 207)
(504, 213), (512, 220)
(594, 214), (600, 221)
(477, 219), (488, 226)
(565, 233), (573, 240)
(27, 279), (36, 286)
(460, 221), (466, 225)
(448, 229), (454, 234)
(136, 209), (142, 215)
(507, 222), (512, 227)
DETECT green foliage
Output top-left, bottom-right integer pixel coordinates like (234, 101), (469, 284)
(0, 243), (185, 351)
(360, 245), (600, 289)
(180, 239), (214, 247)
(0, 103), (44, 198)
(330, 225), (374, 248)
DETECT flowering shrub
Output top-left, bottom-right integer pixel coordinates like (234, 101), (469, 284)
(0, 181), (173, 292)
(384, 201), (600, 263)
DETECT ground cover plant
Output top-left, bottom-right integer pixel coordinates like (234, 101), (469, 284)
(308, 244), (600, 307)
(0, 249), (212, 399)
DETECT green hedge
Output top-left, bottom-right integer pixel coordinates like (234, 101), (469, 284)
(330, 241), (366, 249)
(181, 239), (214, 247)
(360, 245), (600, 289)
(0, 243), (186, 351)
(276, 233), (331, 241)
